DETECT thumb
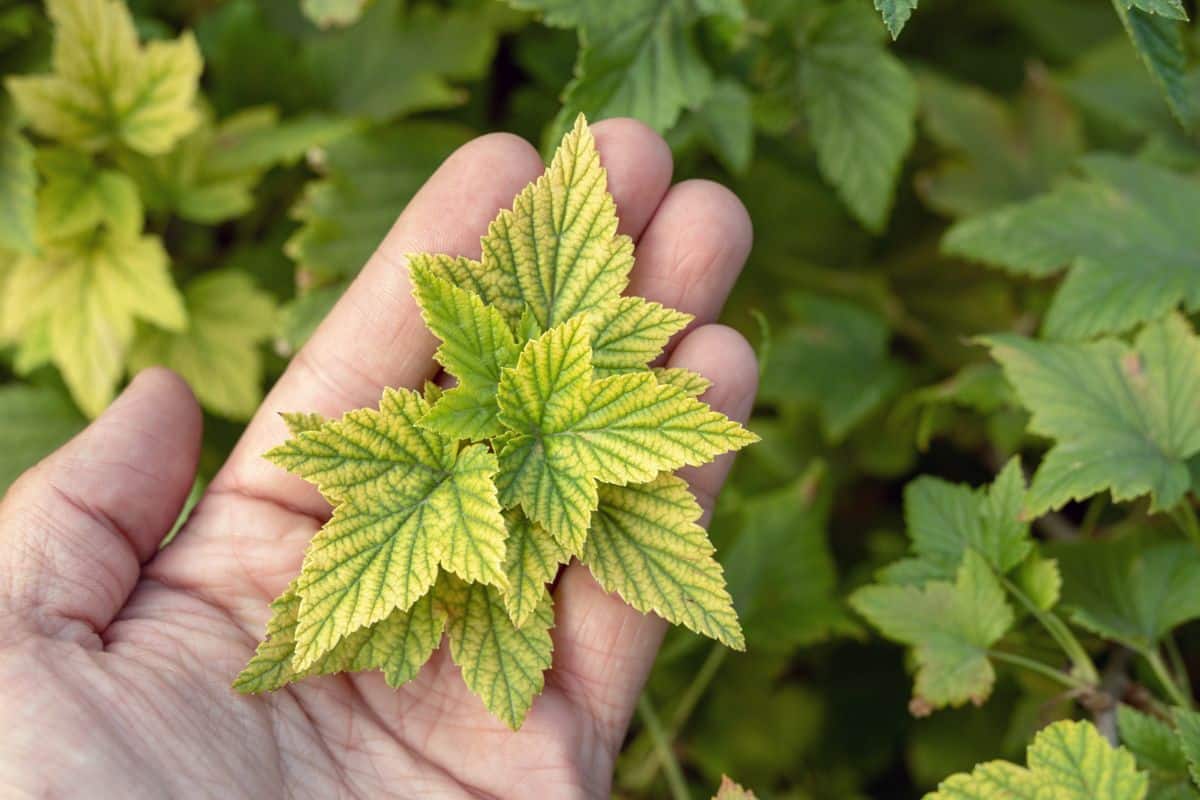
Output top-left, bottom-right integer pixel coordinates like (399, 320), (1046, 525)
(0, 368), (202, 644)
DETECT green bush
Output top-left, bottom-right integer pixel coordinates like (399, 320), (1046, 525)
(3, 0), (1200, 796)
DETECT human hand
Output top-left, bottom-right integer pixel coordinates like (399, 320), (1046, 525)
(0, 119), (756, 799)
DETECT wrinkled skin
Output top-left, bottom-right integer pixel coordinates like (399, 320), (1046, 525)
(0, 120), (757, 799)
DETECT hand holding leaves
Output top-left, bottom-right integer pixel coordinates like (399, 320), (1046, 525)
(236, 117), (757, 728)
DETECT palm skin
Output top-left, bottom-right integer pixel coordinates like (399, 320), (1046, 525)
(0, 120), (757, 799)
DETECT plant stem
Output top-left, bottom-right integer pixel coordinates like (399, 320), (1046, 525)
(1171, 502), (1200, 549)
(1079, 495), (1107, 537)
(1167, 635), (1191, 695)
(1143, 648), (1193, 709)
(1002, 577), (1100, 686)
(989, 650), (1095, 692)
(627, 645), (728, 790)
(638, 696), (690, 800)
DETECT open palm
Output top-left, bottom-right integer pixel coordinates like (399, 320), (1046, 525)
(0, 120), (757, 799)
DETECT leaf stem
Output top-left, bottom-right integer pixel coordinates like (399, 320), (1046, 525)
(1002, 576), (1100, 687)
(988, 650), (1095, 692)
(627, 645), (728, 789)
(1170, 502), (1200, 549)
(1143, 647), (1192, 709)
(637, 696), (690, 800)
(1166, 635), (1191, 696)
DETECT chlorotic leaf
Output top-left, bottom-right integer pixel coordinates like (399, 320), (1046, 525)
(713, 776), (759, 800)
(266, 388), (509, 668)
(6, 0), (202, 154)
(481, 115), (634, 330)
(0, 230), (186, 417)
(128, 270), (277, 421)
(985, 313), (1200, 515)
(587, 296), (692, 378)
(653, 367), (712, 397)
(0, 110), (35, 253)
(411, 259), (521, 440)
(440, 575), (554, 730)
(500, 510), (571, 628)
(875, 0), (919, 39)
(35, 149), (142, 241)
(583, 474), (744, 649)
(496, 316), (757, 549)
(925, 720), (1148, 800)
(945, 156), (1200, 339)
(233, 581), (447, 694)
(800, 3), (918, 232)
(850, 550), (1014, 713)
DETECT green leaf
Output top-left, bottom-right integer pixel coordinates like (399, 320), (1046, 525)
(301, 0), (368, 29)
(925, 719), (1148, 799)
(984, 313), (1200, 515)
(1011, 551), (1061, 611)
(800, 2), (918, 231)
(1175, 709), (1200, 789)
(305, 0), (507, 121)
(1119, 705), (1190, 778)
(1049, 532), (1200, 650)
(440, 575), (555, 730)
(758, 292), (905, 442)
(1111, 0), (1200, 131)
(496, 316), (756, 549)
(537, 0), (724, 133)
(881, 458), (1032, 583)
(128, 270), (277, 421)
(500, 509), (571, 628)
(874, 0), (919, 39)
(482, 115), (634, 329)
(583, 474), (744, 649)
(0, 229), (186, 417)
(916, 68), (1084, 219)
(6, 0), (202, 154)
(233, 581), (447, 694)
(850, 550), (1014, 713)
(0, 383), (86, 491)
(266, 387), (509, 668)
(945, 156), (1200, 339)
(286, 122), (473, 279)
(723, 467), (857, 651)
(410, 260), (521, 440)
(0, 109), (35, 253)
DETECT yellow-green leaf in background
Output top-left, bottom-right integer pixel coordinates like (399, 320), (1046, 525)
(36, 147), (141, 240)
(0, 229), (185, 417)
(496, 317), (757, 549)
(925, 719), (1147, 799)
(583, 475), (744, 649)
(6, 0), (202, 155)
(128, 270), (276, 421)
(266, 387), (509, 668)
(301, 0), (368, 29)
(712, 776), (759, 800)
(439, 574), (555, 730)
(234, 580), (447, 694)
(0, 108), (36, 253)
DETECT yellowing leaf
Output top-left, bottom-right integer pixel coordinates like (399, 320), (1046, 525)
(583, 475), (744, 649)
(496, 317), (757, 549)
(233, 581), (447, 694)
(501, 510), (571, 628)
(713, 776), (759, 800)
(0, 229), (185, 417)
(439, 575), (554, 730)
(6, 0), (202, 155)
(850, 550), (1014, 713)
(653, 366), (712, 397)
(266, 388), (508, 668)
(128, 270), (277, 420)
(926, 719), (1148, 800)
(0, 110), (36, 253)
(411, 258), (521, 440)
(588, 296), (691, 377)
(482, 115), (634, 330)
(35, 148), (142, 240)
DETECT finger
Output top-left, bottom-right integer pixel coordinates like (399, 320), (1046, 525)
(552, 324), (758, 750)
(0, 369), (202, 644)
